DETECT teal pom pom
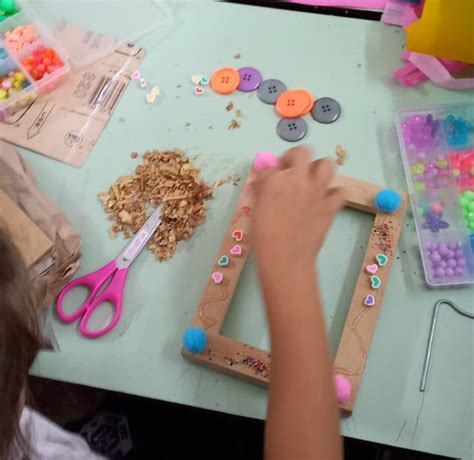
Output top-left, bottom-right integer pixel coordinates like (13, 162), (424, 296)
(183, 327), (208, 353)
(374, 188), (401, 213)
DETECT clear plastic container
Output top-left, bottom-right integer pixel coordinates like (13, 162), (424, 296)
(396, 103), (474, 286)
(0, 0), (172, 118)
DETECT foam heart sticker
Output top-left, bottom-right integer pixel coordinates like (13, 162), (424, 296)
(366, 264), (378, 274)
(194, 86), (204, 95)
(376, 254), (388, 266)
(131, 70), (141, 80)
(211, 272), (223, 284)
(218, 256), (229, 266)
(230, 245), (242, 256)
(200, 76), (209, 85)
(191, 75), (202, 85)
(364, 295), (376, 307)
(232, 230), (243, 242)
(370, 276), (381, 289)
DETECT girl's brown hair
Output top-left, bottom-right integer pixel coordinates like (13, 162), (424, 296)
(0, 230), (41, 459)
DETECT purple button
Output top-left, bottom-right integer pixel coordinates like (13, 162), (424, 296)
(237, 67), (262, 92)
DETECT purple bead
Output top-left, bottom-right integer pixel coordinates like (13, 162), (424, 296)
(439, 260), (447, 268)
(448, 242), (458, 250)
(458, 258), (466, 267)
(417, 152), (427, 160)
(455, 249), (464, 259)
(446, 268), (454, 277)
(447, 259), (457, 268)
(430, 252), (442, 263)
(455, 267), (464, 276)
(446, 250), (455, 259)
(434, 267), (446, 278)
(438, 244), (448, 256)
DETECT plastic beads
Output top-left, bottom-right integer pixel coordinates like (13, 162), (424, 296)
(459, 190), (474, 231)
(0, 0), (18, 22)
(449, 149), (474, 189)
(21, 46), (63, 81)
(0, 70), (29, 100)
(182, 327), (208, 353)
(425, 242), (466, 279)
(410, 154), (453, 190)
(422, 211), (449, 233)
(4, 24), (37, 53)
(443, 115), (473, 147)
(401, 114), (440, 149)
(374, 188), (402, 213)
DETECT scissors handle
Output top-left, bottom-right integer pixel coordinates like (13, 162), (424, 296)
(79, 268), (128, 339)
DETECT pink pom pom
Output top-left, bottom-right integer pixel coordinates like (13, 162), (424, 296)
(431, 202), (444, 214)
(334, 374), (351, 403)
(253, 151), (278, 170)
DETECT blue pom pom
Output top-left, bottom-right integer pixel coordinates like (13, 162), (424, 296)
(183, 327), (208, 353)
(374, 188), (402, 213)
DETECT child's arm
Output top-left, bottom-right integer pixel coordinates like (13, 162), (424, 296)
(253, 147), (343, 460)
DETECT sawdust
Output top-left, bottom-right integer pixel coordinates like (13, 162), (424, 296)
(335, 144), (347, 166)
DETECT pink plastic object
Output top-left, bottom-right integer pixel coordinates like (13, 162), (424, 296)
(56, 260), (128, 339)
(334, 374), (352, 402)
(288, 0), (387, 9)
(254, 151), (278, 170)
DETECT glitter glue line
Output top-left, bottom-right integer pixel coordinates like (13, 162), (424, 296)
(198, 284), (229, 330)
(334, 307), (372, 376)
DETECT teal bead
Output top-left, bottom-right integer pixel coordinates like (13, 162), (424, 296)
(1, 0), (16, 13)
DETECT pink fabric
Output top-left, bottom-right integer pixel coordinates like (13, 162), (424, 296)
(287, 0), (387, 9)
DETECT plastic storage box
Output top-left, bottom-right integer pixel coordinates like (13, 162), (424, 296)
(396, 103), (474, 287)
(0, 0), (172, 119)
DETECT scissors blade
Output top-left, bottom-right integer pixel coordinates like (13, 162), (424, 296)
(116, 205), (163, 268)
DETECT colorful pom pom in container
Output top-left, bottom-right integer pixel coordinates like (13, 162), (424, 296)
(396, 104), (474, 286)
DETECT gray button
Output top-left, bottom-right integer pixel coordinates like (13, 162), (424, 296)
(257, 79), (287, 104)
(311, 97), (341, 124)
(277, 118), (307, 142)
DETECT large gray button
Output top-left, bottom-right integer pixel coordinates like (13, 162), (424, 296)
(277, 118), (307, 142)
(311, 97), (341, 124)
(257, 79), (287, 104)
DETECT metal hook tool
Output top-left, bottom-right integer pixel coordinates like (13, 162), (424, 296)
(420, 299), (474, 392)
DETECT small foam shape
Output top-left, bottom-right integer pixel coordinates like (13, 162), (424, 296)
(145, 93), (156, 104)
(182, 327), (208, 353)
(200, 76), (209, 85)
(150, 86), (160, 96)
(230, 245), (242, 256)
(131, 70), (141, 80)
(139, 78), (147, 89)
(254, 151), (278, 170)
(370, 275), (381, 289)
(375, 254), (388, 266)
(194, 86), (204, 95)
(232, 230), (243, 242)
(211, 272), (223, 284)
(366, 264), (378, 274)
(374, 188), (402, 213)
(364, 295), (375, 307)
(218, 255), (229, 266)
(191, 75), (202, 85)
(334, 375), (352, 403)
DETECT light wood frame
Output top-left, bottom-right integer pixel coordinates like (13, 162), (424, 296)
(182, 172), (408, 412)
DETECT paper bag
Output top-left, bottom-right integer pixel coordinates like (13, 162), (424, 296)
(0, 141), (82, 311)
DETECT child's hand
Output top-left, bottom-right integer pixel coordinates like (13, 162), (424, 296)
(252, 146), (343, 269)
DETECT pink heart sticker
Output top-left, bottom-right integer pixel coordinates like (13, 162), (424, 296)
(366, 264), (378, 274)
(211, 272), (223, 284)
(131, 70), (141, 80)
(230, 245), (242, 256)
(194, 86), (204, 95)
(232, 230), (243, 242)
(364, 295), (375, 307)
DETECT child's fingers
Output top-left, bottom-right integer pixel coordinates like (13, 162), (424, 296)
(279, 145), (312, 170)
(311, 157), (336, 190)
(325, 187), (345, 213)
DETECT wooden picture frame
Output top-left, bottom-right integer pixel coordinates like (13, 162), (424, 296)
(182, 171), (408, 412)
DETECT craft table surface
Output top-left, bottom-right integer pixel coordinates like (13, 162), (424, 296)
(23, 3), (473, 459)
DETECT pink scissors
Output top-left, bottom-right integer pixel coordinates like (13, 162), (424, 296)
(56, 206), (162, 339)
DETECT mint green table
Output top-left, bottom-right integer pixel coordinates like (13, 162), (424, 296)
(24, 3), (473, 459)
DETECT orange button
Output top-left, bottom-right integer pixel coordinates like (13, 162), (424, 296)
(210, 67), (240, 95)
(275, 89), (314, 118)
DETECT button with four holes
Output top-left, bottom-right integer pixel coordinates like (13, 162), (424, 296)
(311, 97), (341, 124)
(210, 67), (241, 95)
(277, 118), (308, 142)
(275, 89), (314, 119)
(237, 67), (262, 92)
(257, 79), (287, 104)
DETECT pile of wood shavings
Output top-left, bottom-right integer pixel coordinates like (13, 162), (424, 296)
(335, 145), (347, 166)
(99, 149), (238, 261)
